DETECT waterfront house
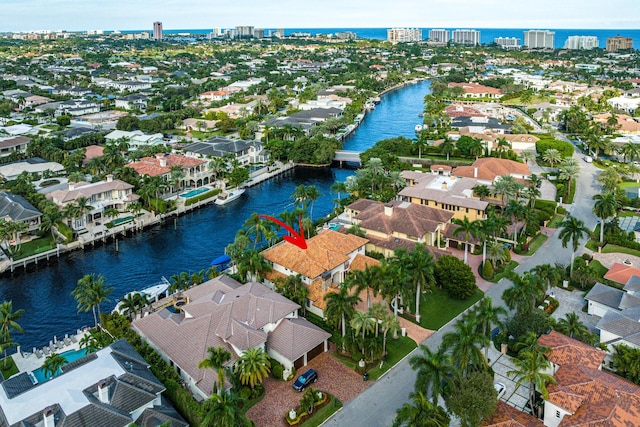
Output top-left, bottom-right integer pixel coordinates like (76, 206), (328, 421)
(344, 198), (453, 257)
(448, 82), (504, 99)
(0, 339), (187, 427)
(46, 175), (138, 229)
(452, 157), (532, 186)
(133, 275), (331, 399)
(126, 153), (211, 189)
(399, 170), (488, 221)
(0, 192), (42, 234)
(0, 158), (64, 181)
(262, 229), (378, 317)
(182, 137), (266, 165)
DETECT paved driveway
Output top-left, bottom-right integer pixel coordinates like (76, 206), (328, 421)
(246, 344), (370, 427)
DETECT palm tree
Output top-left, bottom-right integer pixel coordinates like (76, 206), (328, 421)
(533, 263), (561, 293)
(234, 347), (271, 389)
(381, 313), (400, 357)
(348, 265), (381, 310)
(392, 391), (450, 427)
(330, 181), (347, 211)
(42, 353), (67, 379)
(559, 161), (580, 202)
(439, 138), (455, 161)
(198, 346), (232, 395)
(592, 192), (619, 244)
(324, 286), (361, 352)
(512, 332), (550, 359)
(558, 216), (590, 275)
(118, 293), (140, 321)
(597, 168), (621, 193)
(496, 137), (511, 158)
(405, 244), (435, 323)
(350, 310), (375, 357)
(507, 350), (556, 416)
(441, 317), (489, 377)
(201, 391), (252, 427)
(78, 333), (100, 353)
(556, 312), (589, 340)
(0, 301), (24, 367)
(471, 297), (507, 361)
(542, 148), (562, 169)
(235, 249), (272, 283)
(520, 150), (536, 165)
(409, 345), (455, 405)
(169, 165), (185, 193)
(71, 273), (113, 327)
(502, 272), (545, 316)
(486, 239), (507, 270)
(453, 216), (477, 264)
(74, 196), (94, 228)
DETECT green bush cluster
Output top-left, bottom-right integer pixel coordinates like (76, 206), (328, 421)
(184, 189), (220, 206)
(482, 261), (494, 280)
(535, 138), (574, 158)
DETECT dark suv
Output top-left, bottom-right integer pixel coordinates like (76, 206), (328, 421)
(293, 369), (318, 391)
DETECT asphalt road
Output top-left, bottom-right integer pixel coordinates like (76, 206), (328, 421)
(324, 143), (603, 427)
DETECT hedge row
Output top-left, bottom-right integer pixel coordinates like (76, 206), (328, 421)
(185, 189), (220, 206)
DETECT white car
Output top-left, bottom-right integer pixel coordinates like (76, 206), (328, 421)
(583, 156), (593, 163)
(494, 382), (507, 400)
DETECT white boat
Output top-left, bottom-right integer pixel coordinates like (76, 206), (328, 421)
(415, 124), (423, 133)
(215, 188), (246, 205)
(112, 277), (170, 314)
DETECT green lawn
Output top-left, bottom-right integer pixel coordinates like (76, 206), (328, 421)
(523, 234), (547, 255)
(367, 335), (417, 381)
(547, 215), (564, 228)
(585, 239), (600, 252)
(415, 287), (484, 330)
(489, 260), (519, 283)
(618, 181), (640, 190)
(300, 394), (343, 427)
(589, 259), (609, 280)
(10, 234), (57, 260)
(602, 244), (640, 258)
(0, 356), (18, 379)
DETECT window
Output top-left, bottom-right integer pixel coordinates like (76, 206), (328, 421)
(305, 298), (311, 308)
(555, 410), (561, 419)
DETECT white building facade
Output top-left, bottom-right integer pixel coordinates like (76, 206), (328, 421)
(387, 28), (423, 43)
(451, 29), (480, 46)
(524, 30), (555, 48)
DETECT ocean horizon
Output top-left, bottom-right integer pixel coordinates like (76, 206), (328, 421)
(123, 27), (639, 49)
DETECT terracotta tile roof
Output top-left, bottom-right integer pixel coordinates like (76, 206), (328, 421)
(449, 82), (503, 95)
(452, 158), (531, 182)
(83, 145), (104, 164)
(364, 234), (449, 259)
(604, 263), (640, 285)
(262, 229), (368, 279)
(538, 331), (605, 370)
(445, 104), (485, 118)
(126, 154), (206, 177)
(349, 253), (381, 272)
(133, 276), (303, 396)
(483, 401), (544, 427)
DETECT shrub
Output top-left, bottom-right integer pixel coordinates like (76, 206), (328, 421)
(503, 248), (511, 263)
(536, 138), (574, 158)
(482, 261), (494, 279)
(271, 362), (284, 380)
(435, 255), (478, 300)
(184, 189), (220, 206)
(240, 386), (252, 400)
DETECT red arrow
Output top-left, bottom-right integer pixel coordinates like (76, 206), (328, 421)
(259, 214), (307, 250)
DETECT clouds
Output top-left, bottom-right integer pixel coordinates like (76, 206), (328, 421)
(4, 0), (640, 32)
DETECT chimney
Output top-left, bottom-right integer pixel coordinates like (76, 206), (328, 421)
(68, 182), (75, 191)
(442, 181), (448, 190)
(384, 204), (393, 217)
(43, 408), (55, 427)
(106, 174), (113, 182)
(474, 167), (478, 178)
(156, 153), (167, 167)
(98, 380), (109, 404)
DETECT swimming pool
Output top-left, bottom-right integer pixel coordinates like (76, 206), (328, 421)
(180, 187), (210, 199)
(31, 348), (89, 383)
(328, 223), (341, 231)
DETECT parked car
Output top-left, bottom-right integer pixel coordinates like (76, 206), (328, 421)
(494, 382), (506, 400)
(583, 156), (593, 163)
(293, 369), (318, 391)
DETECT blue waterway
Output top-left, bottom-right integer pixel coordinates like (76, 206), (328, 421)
(0, 80), (431, 352)
(154, 27), (640, 49)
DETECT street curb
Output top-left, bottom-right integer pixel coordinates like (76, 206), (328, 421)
(318, 406), (343, 427)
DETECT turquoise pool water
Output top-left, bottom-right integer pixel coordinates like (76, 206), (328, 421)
(180, 187), (210, 199)
(328, 223), (341, 231)
(32, 348), (89, 383)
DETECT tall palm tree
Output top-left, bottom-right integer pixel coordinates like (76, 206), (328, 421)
(542, 148), (562, 169)
(198, 346), (232, 395)
(559, 161), (580, 202)
(502, 272), (545, 316)
(392, 391), (450, 427)
(439, 138), (455, 161)
(201, 391), (252, 427)
(42, 353), (67, 379)
(350, 310), (375, 357)
(556, 312), (589, 340)
(558, 216), (590, 275)
(441, 317), (489, 377)
(324, 285), (361, 352)
(348, 265), (381, 310)
(507, 350), (556, 416)
(234, 347), (270, 389)
(118, 293), (140, 321)
(71, 273), (113, 327)
(381, 312), (400, 357)
(471, 297), (507, 360)
(405, 244), (435, 323)
(236, 249), (272, 283)
(409, 345), (455, 405)
(453, 216), (477, 264)
(330, 181), (347, 211)
(533, 263), (561, 293)
(597, 168), (621, 193)
(592, 192), (619, 245)
(74, 196), (94, 228)
(0, 301), (24, 367)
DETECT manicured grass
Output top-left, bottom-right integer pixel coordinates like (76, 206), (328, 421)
(523, 233), (547, 256)
(489, 260), (519, 283)
(619, 212), (640, 217)
(601, 244), (640, 258)
(0, 356), (18, 379)
(618, 181), (640, 190)
(589, 259), (609, 280)
(366, 335), (417, 381)
(300, 394), (343, 427)
(10, 234), (57, 260)
(585, 239), (600, 252)
(417, 287), (484, 330)
(547, 214), (564, 228)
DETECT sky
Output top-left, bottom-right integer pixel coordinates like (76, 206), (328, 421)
(4, 0), (640, 32)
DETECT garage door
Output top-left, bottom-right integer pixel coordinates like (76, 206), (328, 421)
(306, 342), (325, 362)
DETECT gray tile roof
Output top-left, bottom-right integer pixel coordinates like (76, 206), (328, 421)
(623, 275), (640, 294)
(596, 311), (640, 346)
(182, 137), (261, 158)
(134, 396), (188, 427)
(0, 192), (41, 222)
(585, 282), (628, 310)
(268, 317), (331, 362)
(2, 373), (35, 399)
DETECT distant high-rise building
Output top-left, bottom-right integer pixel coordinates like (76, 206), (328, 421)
(153, 21), (163, 40)
(387, 28), (422, 43)
(523, 30), (554, 49)
(494, 37), (520, 49)
(451, 29), (480, 46)
(428, 29), (450, 44)
(235, 26), (255, 38)
(606, 35), (633, 52)
(564, 35), (599, 50)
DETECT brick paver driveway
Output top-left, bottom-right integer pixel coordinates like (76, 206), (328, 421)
(247, 344), (370, 427)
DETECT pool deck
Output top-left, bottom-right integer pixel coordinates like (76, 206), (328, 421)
(12, 330), (90, 374)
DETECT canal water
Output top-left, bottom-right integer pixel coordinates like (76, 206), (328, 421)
(0, 80), (431, 352)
